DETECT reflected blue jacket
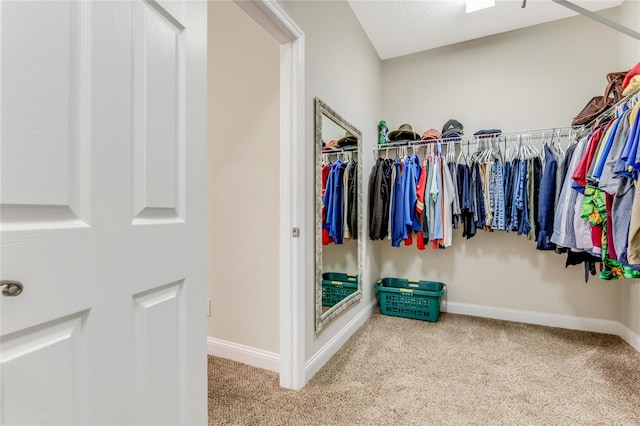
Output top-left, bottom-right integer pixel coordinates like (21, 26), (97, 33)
(390, 159), (405, 247)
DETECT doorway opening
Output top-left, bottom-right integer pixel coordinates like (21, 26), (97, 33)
(205, 0), (305, 390)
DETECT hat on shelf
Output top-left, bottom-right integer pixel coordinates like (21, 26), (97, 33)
(442, 119), (464, 138)
(388, 123), (420, 141)
(323, 139), (339, 151)
(622, 75), (640, 97)
(421, 128), (442, 141)
(337, 131), (357, 148)
(622, 61), (640, 90)
(473, 129), (502, 138)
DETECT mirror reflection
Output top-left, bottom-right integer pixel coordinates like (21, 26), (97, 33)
(315, 98), (363, 332)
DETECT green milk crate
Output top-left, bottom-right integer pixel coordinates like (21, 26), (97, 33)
(375, 278), (446, 322)
(322, 273), (358, 307)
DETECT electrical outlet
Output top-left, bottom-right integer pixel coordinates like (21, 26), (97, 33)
(207, 298), (211, 317)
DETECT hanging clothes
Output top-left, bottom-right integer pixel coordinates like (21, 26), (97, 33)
(346, 161), (358, 239)
(550, 136), (590, 249)
(458, 162), (476, 239)
(402, 154), (422, 246)
(490, 159), (506, 231)
(390, 157), (406, 247)
(537, 145), (559, 250)
(323, 160), (347, 244)
(368, 158), (392, 240)
(322, 163), (334, 245)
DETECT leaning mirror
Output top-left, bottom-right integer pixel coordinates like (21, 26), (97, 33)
(315, 97), (363, 332)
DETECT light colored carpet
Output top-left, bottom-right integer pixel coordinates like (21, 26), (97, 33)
(208, 311), (640, 425)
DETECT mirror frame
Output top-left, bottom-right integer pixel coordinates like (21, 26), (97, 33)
(314, 97), (363, 333)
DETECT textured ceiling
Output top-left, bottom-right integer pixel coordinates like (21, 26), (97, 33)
(348, 0), (625, 60)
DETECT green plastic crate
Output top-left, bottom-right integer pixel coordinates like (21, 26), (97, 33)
(322, 273), (358, 307)
(375, 278), (446, 322)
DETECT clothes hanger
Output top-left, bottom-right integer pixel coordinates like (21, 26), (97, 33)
(456, 142), (465, 164)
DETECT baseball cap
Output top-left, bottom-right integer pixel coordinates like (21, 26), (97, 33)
(421, 128), (442, 141)
(442, 119), (463, 137)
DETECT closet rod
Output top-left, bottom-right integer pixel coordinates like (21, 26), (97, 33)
(551, 0), (640, 40)
(322, 146), (358, 154)
(372, 125), (582, 152)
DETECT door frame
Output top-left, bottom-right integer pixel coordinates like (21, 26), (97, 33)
(232, 0), (306, 390)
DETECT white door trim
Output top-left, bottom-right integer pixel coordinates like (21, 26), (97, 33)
(232, 0), (306, 390)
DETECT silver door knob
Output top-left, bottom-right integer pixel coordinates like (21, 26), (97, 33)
(0, 280), (24, 297)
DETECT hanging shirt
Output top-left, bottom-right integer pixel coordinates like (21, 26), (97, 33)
(590, 116), (623, 183)
(324, 160), (347, 244)
(613, 176), (636, 264)
(368, 158), (392, 240)
(448, 160), (462, 229)
(537, 145), (557, 250)
(431, 156), (444, 243)
(474, 162), (487, 229)
(573, 191), (593, 250)
(572, 126), (606, 193)
(346, 161), (358, 240)
(599, 111), (632, 195)
(529, 156), (542, 240)
(490, 159), (506, 231)
(550, 136), (589, 249)
(626, 182), (640, 266)
(415, 158), (428, 250)
(458, 163), (476, 239)
(614, 102), (640, 178)
(402, 154), (422, 234)
(390, 158), (406, 247)
(482, 162), (493, 229)
(343, 161), (352, 240)
(441, 158), (457, 247)
(514, 160), (531, 236)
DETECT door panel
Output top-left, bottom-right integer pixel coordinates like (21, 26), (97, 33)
(0, 1), (207, 424)
(1, 0), (90, 227)
(1, 312), (88, 426)
(132, 0), (185, 222)
(133, 281), (184, 425)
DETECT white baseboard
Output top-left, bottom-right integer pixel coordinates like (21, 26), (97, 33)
(207, 337), (279, 373)
(443, 301), (621, 335)
(444, 301), (640, 354)
(305, 298), (378, 383)
(617, 322), (640, 352)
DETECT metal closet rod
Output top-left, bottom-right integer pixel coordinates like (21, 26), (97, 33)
(372, 125), (582, 152)
(551, 0), (640, 41)
(322, 146), (358, 155)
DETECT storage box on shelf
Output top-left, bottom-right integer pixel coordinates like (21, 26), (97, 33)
(375, 278), (446, 322)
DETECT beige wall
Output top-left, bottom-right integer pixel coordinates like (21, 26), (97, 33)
(207, 0), (280, 352)
(380, 10), (624, 321)
(278, 0), (383, 361)
(618, 0), (640, 71)
(617, 0), (640, 336)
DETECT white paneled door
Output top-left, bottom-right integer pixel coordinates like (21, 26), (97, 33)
(0, 1), (207, 425)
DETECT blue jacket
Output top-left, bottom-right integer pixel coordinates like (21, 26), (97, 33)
(390, 159), (406, 247)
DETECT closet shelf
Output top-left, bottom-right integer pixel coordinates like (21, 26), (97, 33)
(323, 145), (358, 154)
(373, 125), (583, 152)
